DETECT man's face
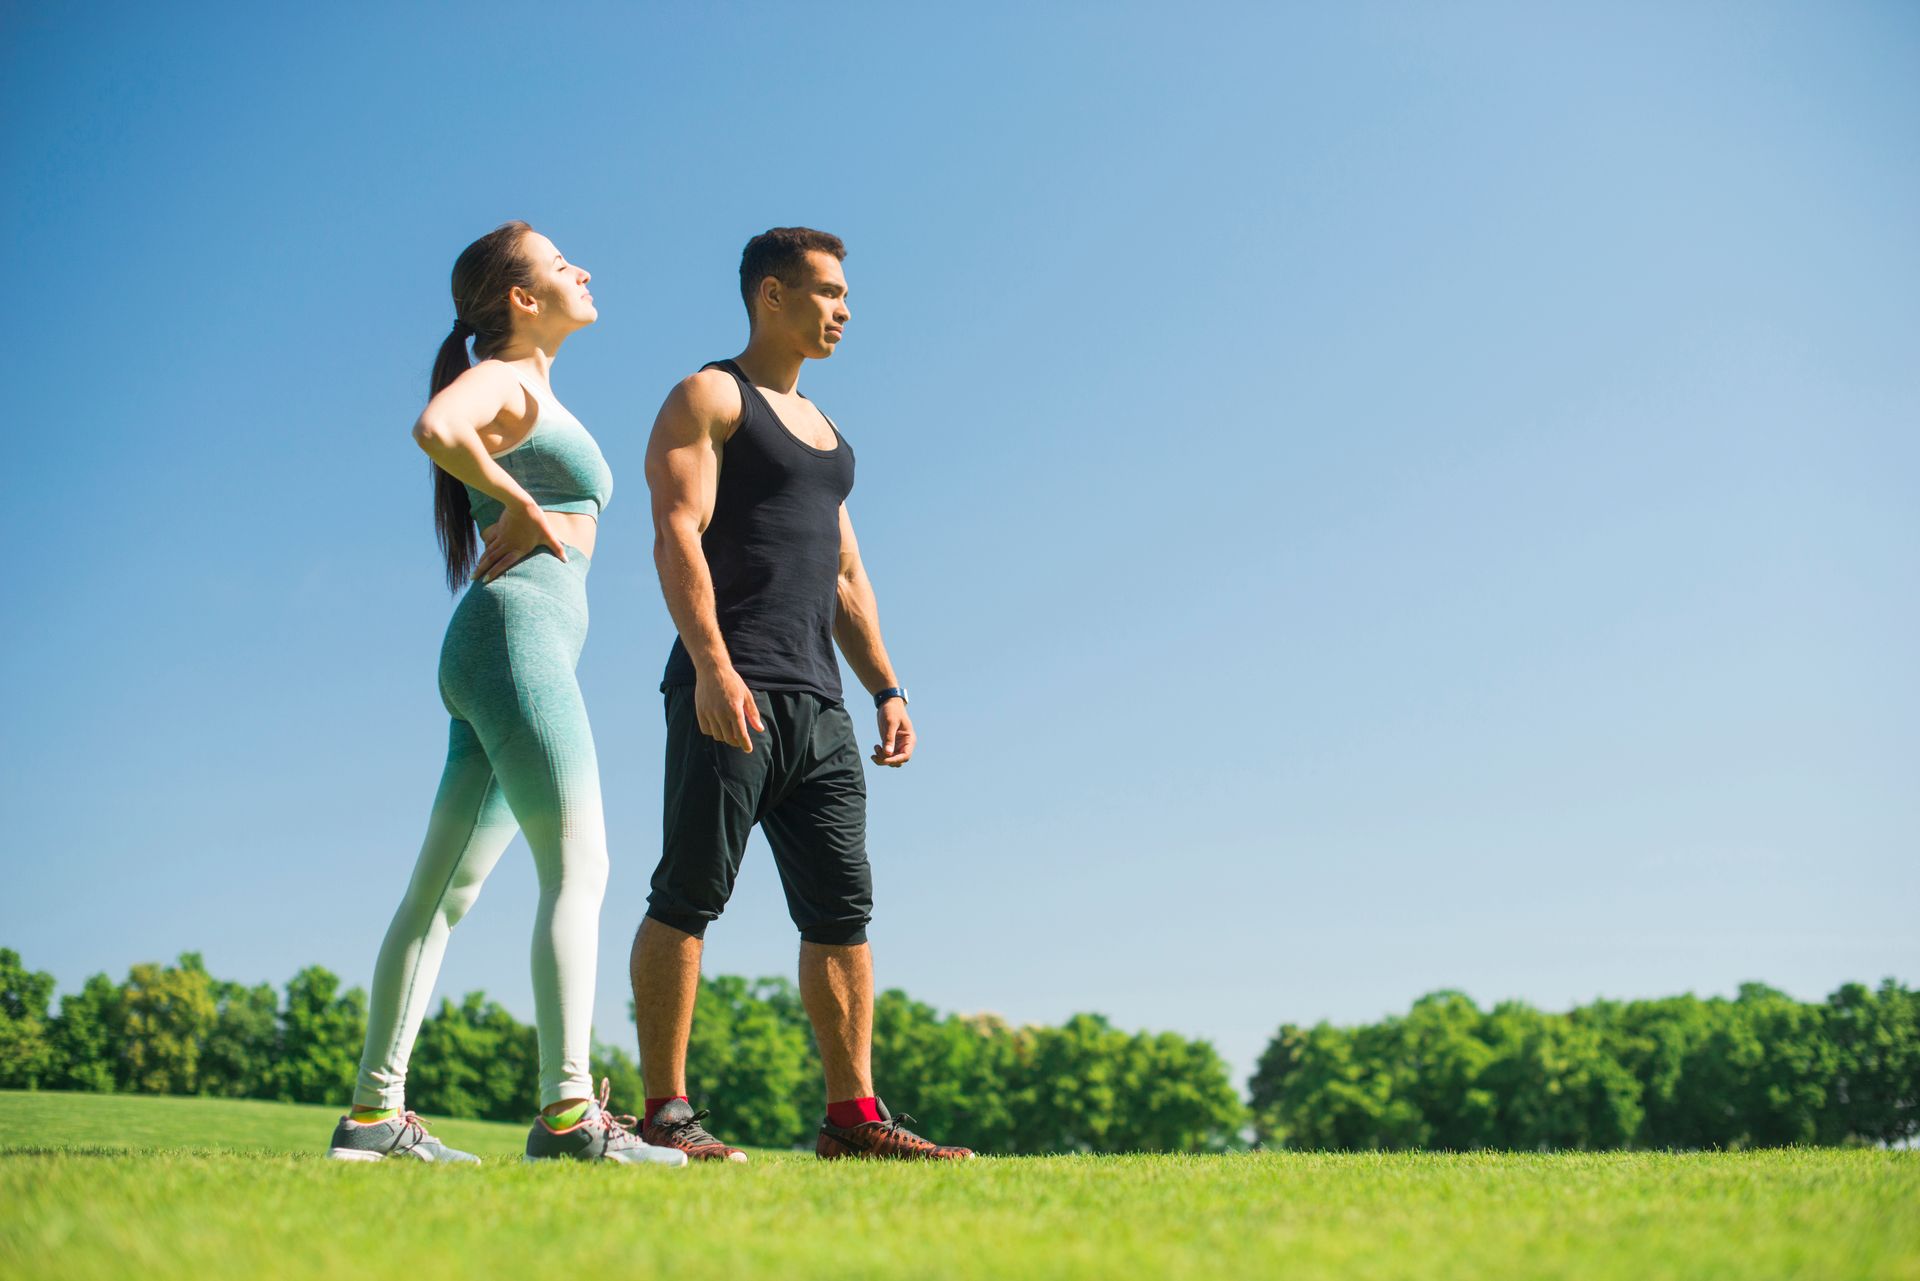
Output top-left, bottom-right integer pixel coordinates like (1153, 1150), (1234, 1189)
(770, 250), (850, 359)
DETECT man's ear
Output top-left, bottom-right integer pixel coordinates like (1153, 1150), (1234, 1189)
(757, 274), (782, 316)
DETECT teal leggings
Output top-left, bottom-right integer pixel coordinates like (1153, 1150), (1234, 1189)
(355, 544), (605, 1110)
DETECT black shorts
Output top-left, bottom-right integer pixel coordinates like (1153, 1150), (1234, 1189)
(646, 685), (872, 945)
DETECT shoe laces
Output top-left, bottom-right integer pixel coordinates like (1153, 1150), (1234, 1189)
(654, 1106), (725, 1149)
(875, 1112), (937, 1152)
(393, 1111), (430, 1151)
(587, 1079), (640, 1139)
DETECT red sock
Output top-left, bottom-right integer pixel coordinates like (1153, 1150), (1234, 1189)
(827, 1097), (883, 1128)
(645, 1096), (685, 1127)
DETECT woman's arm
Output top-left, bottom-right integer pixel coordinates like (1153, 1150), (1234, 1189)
(413, 363), (572, 582)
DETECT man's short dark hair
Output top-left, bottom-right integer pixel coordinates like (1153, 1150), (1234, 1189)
(740, 227), (846, 320)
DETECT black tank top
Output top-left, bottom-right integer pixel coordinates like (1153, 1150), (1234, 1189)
(661, 360), (857, 702)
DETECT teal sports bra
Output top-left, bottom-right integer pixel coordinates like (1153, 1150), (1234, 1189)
(465, 366), (614, 534)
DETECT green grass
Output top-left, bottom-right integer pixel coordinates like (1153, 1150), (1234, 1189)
(3, 1091), (1916, 1281)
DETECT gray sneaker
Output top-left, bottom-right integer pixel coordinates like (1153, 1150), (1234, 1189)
(525, 1080), (688, 1166)
(326, 1111), (481, 1164)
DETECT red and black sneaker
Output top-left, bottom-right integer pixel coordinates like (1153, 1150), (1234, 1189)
(642, 1098), (748, 1163)
(816, 1099), (976, 1161)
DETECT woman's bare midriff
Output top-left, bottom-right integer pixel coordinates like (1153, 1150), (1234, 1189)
(545, 511), (597, 560)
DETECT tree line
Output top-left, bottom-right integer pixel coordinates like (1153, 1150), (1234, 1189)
(0, 948), (1243, 1152)
(1251, 981), (1918, 1150)
(3, 947), (1912, 1151)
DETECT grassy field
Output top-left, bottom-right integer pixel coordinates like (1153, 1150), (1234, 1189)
(2, 1091), (1916, 1281)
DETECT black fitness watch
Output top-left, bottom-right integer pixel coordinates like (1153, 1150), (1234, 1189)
(874, 686), (909, 709)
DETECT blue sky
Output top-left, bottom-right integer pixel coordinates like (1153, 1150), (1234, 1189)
(3, 2), (1915, 1090)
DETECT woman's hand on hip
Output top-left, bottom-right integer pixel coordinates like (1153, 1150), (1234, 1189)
(474, 501), (570, 583)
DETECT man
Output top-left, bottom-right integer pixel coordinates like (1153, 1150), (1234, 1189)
(632, 227), (973, 1162)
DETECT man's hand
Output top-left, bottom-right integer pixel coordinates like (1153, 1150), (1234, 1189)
(696, 666), (765, 753)
(872, 700), (914, 767)
(475, 502), (570, 583)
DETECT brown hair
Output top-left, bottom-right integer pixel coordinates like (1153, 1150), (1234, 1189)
(429, 220), (536, 591)
(739, 227), (846, 322)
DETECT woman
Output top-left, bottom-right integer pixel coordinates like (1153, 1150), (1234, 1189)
(325, 222), (682, 1166)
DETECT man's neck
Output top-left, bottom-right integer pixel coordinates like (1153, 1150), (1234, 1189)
(732, 335), (807, 395)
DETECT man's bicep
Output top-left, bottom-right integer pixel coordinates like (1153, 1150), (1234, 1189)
(646, 438), (717, 536)
(645, 378), (730, 533)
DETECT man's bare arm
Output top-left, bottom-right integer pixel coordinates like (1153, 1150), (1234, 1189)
(645, 369), (764, 752)
(832, 503), (914, 767)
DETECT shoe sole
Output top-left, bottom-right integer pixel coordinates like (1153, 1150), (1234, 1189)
(677, 1148), (749, 1163)
(523, 1151), (689, 1167)
(330, 1146), (474, 1164)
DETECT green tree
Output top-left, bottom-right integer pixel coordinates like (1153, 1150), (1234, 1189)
(871, 999), (1240, 1154)
(1002, 1013), (1123, 1152)
(1256, 983), (1894, 1152)
(683, 975), (818, 1147)
(48, 973), (121, 1092)
(1633, 985), (1835, 1149)
(590, 1039), (646, 1115)
(1104, 1028), (1246, 1152)
(753, 975), (824, 1132)
(1823, 979), (1920, 1145)
(120, 953), (217, 1094)
(1002, 1012), (1241, 1153)
(1348, 1017), (1435, 1149)
(868, 990), (1008, 1146)
(1393, 990), (1498, 1150)
(1593, 993), (1716, 1147)
(1248, 1020), (1308, 1147)
(201, 979), (280, 1099)
(1251, 1020), (1422, 1150)
(0, 948), (57, 1089)
(1730, 983), (1838, 1146)
(1478, 1001), (1642, 1149)
(945, 1013), (1025, 1153)
(277, 966), (366, 1105)
(410, 991), (538, 1120)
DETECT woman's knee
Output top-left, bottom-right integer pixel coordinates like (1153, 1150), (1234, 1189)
(538, 840), (609, 902)
(439, 880), (485, 928)
(395, 863), (488, 933)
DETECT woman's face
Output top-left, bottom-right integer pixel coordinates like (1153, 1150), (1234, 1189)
(519, 231), (596, 329)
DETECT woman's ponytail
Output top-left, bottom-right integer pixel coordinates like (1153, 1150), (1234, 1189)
(428, 221), (534, 592)
(430, 322), (479, 591)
